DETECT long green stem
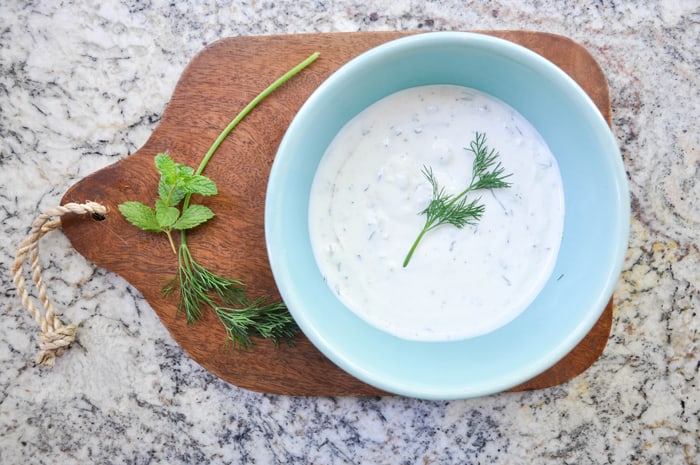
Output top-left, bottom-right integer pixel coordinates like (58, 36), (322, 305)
(179, 51), (320, 246)
(180, 51), (320, 212)
(197, 51), (319, 176)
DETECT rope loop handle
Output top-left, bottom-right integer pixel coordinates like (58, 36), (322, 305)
(11, 201), (108, 366)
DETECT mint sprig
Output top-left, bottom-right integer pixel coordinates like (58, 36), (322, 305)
(118, 153), (216, 254)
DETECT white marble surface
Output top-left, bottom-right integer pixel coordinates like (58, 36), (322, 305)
(1, 1), (699, 463)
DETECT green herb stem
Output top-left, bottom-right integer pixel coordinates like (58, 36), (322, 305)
(180, 51), (319, 251)
(164, 230), (177, 255)
(402, 228), (428, 268)
(181, 51), (320, 212)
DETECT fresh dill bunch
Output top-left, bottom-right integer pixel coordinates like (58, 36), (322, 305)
(215, 300), (299, 349)
(161, 241), (248, 323)
(402, 132), (512, 267)
(162, 241), (299, 348)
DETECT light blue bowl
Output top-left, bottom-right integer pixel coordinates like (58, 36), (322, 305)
(265, 32), (629, 400)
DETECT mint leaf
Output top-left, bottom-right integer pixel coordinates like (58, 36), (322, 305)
(154, 153), (178, 184)
(118, 201), (162, 231)
(183, 174), (217, 196)
(154, 153), (215, 198)
(155, 199), (180, 228)
(176, 164), (195, 180)
(158, 176), (170, 202)
(158, 177), (186, 206)
(172, 204), (214, 230)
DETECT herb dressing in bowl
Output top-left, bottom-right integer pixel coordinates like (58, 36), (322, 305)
(308, 85), (565, 341)
(267, 31), (629, 399)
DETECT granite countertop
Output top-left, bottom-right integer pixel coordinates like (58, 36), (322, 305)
(1, 1), (698, 463)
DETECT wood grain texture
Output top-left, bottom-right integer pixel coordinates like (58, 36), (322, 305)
(61, 31), (613, 397)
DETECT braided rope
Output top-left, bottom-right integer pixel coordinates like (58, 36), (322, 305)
(11, 201), (108, 366)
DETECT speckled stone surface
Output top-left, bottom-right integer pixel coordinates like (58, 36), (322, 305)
(1, 1), (698, 463)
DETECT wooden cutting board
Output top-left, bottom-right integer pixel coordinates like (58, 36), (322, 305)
(61, 31), (614, 396)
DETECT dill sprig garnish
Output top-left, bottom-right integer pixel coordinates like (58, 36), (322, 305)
(402, 132), (512, 267)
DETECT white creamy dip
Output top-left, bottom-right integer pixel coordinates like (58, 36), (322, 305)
(308, 85), (564, 341)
